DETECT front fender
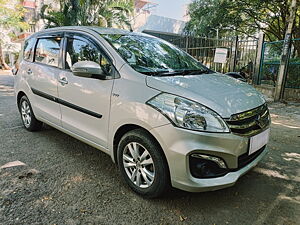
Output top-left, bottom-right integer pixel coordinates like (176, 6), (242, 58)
(107, 72), (170, 162)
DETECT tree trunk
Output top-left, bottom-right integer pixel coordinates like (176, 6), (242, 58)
(0, 42), (10, 70)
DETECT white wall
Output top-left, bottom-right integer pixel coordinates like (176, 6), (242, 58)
(133, 14), (186, 34)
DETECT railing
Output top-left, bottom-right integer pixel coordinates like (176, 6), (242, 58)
(258, 39), (300, 89)
(142, 30), (258, 77)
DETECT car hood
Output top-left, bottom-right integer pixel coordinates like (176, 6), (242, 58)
(146, 73), (265, 118)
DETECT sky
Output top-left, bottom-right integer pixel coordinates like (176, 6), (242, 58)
(151, 0), (192, 21)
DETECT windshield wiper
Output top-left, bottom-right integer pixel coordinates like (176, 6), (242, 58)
(179, 69), (212, 75)
(141, 71), (183, 76)
(141, 69), (212, 76)
(156, 69), (211, 76)
(141, 71), (170, 76)
(157, 71), (186, 76)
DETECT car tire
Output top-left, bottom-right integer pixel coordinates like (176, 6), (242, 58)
(117, 129), (170, 198)
(19, 95), (43, 131)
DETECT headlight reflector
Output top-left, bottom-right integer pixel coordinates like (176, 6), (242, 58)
(147, 93), (229, 132)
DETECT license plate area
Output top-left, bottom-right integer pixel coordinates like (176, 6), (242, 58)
(249, 128), (270, 155)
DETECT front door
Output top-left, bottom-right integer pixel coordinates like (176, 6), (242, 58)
(57, 34), (115, 148)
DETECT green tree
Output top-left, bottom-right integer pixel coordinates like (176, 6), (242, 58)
(40, 0), (134, 29)
(0, 0), (29, 69)
(185, 0), (300, 42)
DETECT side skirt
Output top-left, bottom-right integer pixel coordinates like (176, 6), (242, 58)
(37, 117), (112, 158)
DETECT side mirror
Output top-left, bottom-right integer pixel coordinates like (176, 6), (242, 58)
(72, 61), (107, 80)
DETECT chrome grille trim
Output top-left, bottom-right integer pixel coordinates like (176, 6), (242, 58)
(225, 103), (271, 137)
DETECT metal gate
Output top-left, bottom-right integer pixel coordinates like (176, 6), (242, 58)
(258, 38), (300, 89)
(235, 39), (258, 79)
(142, 30), (258, 77)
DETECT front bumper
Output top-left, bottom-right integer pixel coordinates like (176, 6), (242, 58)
(175, 148), (267, 192)
(150, 124), (268, 192)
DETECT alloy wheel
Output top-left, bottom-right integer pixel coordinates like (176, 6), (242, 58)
(122, 142), (155, 188)
(21, 100), (31, 128)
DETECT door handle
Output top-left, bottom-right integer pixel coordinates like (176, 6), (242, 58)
(59, 77), (68, 85)
(27, 68), (33, 75)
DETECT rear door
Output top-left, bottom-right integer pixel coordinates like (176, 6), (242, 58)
(57, 32), (115, 148)
(26, 33), (63, 125)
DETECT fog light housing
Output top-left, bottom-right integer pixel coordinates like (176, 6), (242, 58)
(189, 154), (228, 178)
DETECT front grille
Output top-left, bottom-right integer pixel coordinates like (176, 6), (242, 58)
(237, 146), (266, 169)
(225, 103), (270, 137)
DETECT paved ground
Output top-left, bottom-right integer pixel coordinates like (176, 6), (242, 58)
(0, 72), (299, 225)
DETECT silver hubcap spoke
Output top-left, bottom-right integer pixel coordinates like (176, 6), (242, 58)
(21, 101), (31, 128)
(141, 158), (153, 166)
(136, 170), (141, 186)
(142, 167), (154, 180)
(140, 168), (152, 185)
(130, 168), (137, 181)
(128, 142), (139, 160)
(140, 150), (149, 162)
(124, 162), (136, 168)
(123, 154), (134, 163)
(123, 142), (155, 188)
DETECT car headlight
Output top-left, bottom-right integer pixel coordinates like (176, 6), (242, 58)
(147, 93), (229, 132)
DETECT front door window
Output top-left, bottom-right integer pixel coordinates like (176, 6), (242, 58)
(65, 38), (112, 76)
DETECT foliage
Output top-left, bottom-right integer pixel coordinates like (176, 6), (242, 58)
(261, 61), (300, 88)
(286, 61), (300, 88)
(0, 0), (29, 69)
(40, 0), (134, 29)
(185, 0), (300, 42)
(0, 0), (29, 40)
(260, 39), (300, 88)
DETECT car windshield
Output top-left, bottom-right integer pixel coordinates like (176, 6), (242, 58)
(101, 34), (210, 76)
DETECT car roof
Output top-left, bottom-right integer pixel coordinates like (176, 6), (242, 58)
(28, 26), (144, 38)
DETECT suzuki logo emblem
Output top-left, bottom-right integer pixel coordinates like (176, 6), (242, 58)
(255, 115), (264, 128)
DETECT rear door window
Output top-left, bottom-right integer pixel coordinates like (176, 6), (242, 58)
(23, 38), (36, 61)
(34, 37), (62, 67)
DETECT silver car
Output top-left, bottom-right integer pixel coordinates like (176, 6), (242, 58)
(14, 26), (270, 198)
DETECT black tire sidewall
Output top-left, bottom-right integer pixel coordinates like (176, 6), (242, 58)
(19, 95), (42, 131)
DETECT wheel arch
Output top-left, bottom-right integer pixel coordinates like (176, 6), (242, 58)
(112, 124), (168, 169)
(113, 124), (142, 164)
(17, 91), (27, 109)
